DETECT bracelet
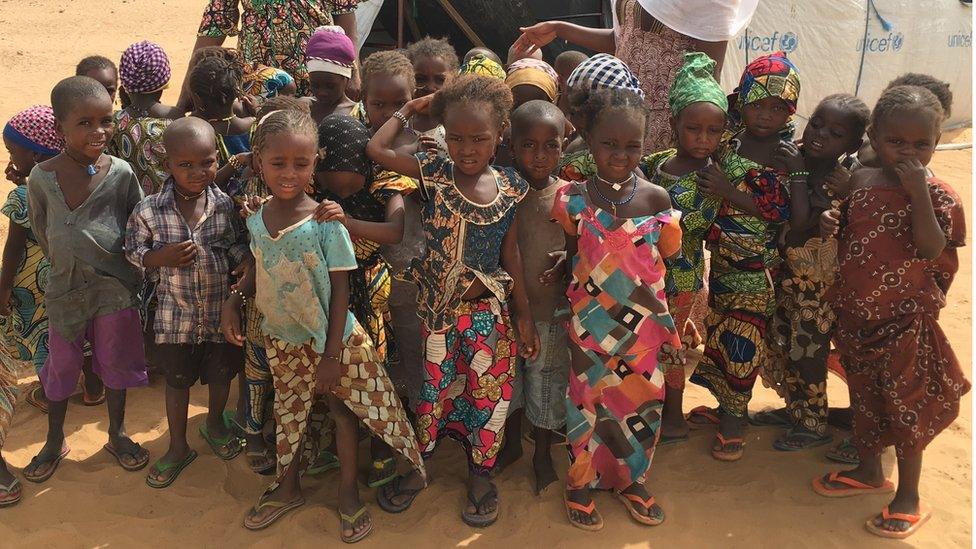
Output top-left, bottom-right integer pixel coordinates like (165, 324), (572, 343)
(324, 353), (341, 362)
(229, 288), (247, 305)
(392, 110), (410, 127)
(228, 154), (247, 172)
(789, 170), (810, 179)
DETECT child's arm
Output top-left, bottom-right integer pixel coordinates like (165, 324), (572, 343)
(216, 153), (251, 191)
(0, 222), (27, 315)
(365, 96), (432, 179)
(26, 178), (48, 257)
(314, 194), (407, 245)
(125, 205), (197, 268)
(774, 142), (812, 230)
(897, 159), (946, 259)
(316, 269), (350, 394)
(698, 163), (761, 216)
(501, 218), (540, 361)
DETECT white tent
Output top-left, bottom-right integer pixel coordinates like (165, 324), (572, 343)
(719, 0), (973, 130)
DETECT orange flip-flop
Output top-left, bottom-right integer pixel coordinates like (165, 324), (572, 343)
(686, 405), (720, 427)
(711, 433), (744, 461)
(811, 471), (895, 498)
(615, 492), (664, 526)
(864, 504), (931, 539)
(565, 496), (604, 532)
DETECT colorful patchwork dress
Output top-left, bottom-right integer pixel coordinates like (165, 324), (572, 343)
(400, 151), (527, 475)
(689, 136), (790, 417)
(108, 109), (170, 196)
(551, 181), (682, 491)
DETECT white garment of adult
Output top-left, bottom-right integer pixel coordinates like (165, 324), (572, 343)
(635, 0), (759, 42)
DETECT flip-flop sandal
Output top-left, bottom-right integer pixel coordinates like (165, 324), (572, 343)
(812, 471), (895, 497)
(523, 428), (569, 446)
(615, 491), (665, 526)
(146, 450), (198, 489)
(864, 504), (931, 539)
(749, 408), (792, 427)
(0, 477), (22, 507)
(222, 410), (246, 438)
(24, 444), (70, 483)
(339, 505), (373, 544)
(711, 433), (744, 462)
(657, 433), (689, 446)
(307, 449), (340, 476)
(367, 457), (397, 488)
(565, 494), (604, 532)
(773, 429), (833, 452)
(199, 424), (243, 460)
(243, 497), (305, 530)
(460, 482), (499, 528)
(103, 441), (150, 472)
(825, 438), (860, 465)
(25, 384), (48, 414)
(377, 475), (427, 514)
(80, 372), (105, 406)
(247, 450), (277, 475)
(686, 406), (720, 427)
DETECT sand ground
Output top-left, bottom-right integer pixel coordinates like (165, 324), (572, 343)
(0, 1), (971, 547)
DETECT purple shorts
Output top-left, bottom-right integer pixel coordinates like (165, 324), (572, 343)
(40, 308), (148, 401)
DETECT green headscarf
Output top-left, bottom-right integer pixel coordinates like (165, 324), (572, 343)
(667, 52), (728, 117)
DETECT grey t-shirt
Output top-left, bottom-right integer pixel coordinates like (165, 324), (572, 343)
(28, 156), (144, 339)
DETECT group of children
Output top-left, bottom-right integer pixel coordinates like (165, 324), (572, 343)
(0, 23), (967, 543)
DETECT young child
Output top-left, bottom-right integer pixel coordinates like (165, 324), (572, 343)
(305, 25), (358, 123)
(459, 54), (507, 80)
(814, 85), (968, 540)
(126, 117), (248, 488)
(463, 47), (502, 66)
(405, 36), (459, 135)
(109, 41), (182, 196)
(494, 100), (570, 495)
(366, 74), (538, 527)
(75, 55), (118, 104)
(221, 109), (425, 542)
(189, 56), (255, 165)
(0, 105), (65, 506)
(353, 50), (419, 151)
(494, 58), (560, 167)
(760, 94), (869, 451)
(25, 76), (149, 482)
(642, 53), (727, 444)
(687, 52), (795, 461)
(554, 50), (587, 116)
(552, 87), (680, 532)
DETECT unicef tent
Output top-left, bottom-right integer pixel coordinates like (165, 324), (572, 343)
(719, 0), (973, 129)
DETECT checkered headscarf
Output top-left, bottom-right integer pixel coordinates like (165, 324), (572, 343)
(566, 53), (644, 99)
(3, 105), (63, 156)
(119, 40), (171, 94)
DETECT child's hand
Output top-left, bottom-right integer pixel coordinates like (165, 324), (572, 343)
(315, 354), (343, 395)
(895, 158), (929, 197)
(405, 96), (434, 117)
(220, 298), (245, 346)
(230, 258), (254, 290)
(820, 208), (841, 239)
(418, 135), (440, 154)
(143, 241), (197, 268)
(539, 251), (566, 286)
(697, 164), (735, 199)
(241, 194), (267, 218)
(772, 141), (804, 173)
(824, 165), (853, 198)
(313, 199), (346, 225)
(4, 163), (22, 185)
(516, 317), (540, 361)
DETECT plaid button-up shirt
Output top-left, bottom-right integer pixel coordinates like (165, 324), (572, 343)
(126, 180), (248, 344)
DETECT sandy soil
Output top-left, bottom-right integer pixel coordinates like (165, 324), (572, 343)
(0, 1), (971, 547)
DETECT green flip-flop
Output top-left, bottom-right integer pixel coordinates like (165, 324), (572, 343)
(367, 457), (397, 488)
(222, 410), (246, 438)
(307, 449), (340, 476)
(339, 505), (373, 543)
(146, 450), (198, 489)
(199, 424), (243, 460)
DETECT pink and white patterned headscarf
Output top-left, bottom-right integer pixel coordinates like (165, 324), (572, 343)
(3, 105), (64, 156)
(119, 40), (171, 94)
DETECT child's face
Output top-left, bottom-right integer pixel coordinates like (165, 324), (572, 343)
(3, 135), (36, 182)
(57, 95), (115, 158)
(364, 73), (412, 132)
(309, 72), (349, 107)
(512, 119), (563, 185)
(801, 102), (861, 161)
(741, 96), (791, 139)
(256, 131), (318, 201)
(674, 102), (726, 160)
(414, 56), (451, 98)
(164, 137), (218, 197)
(82, 67), (118, 103)
(586, 108), (645, 182)
(443, 102), (501, 176)
(868, 111), (940, 169)
(511, 84), (550, 110)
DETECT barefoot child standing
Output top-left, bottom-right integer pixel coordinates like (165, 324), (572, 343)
(813, 85), (968, 540)
(127, 117), (249, 488)
(26, 76), (150, 482)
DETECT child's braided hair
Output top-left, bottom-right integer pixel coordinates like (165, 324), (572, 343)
(818, 93), (871, 138)
(75, 55), (116, 76)
(252, 109), (317, 155)
(361, 50), (416, 96)
(189, 56), (242, 113)
(886, 73), (952, 119)
(430, 73), (513, 131)
(871, 85), (944, 134)
(578, 87), (648, 136)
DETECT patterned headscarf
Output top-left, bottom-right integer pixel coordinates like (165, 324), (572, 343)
(730, 50), (800, 114)
(244, 65), (296, 98)
(505, 58), (559, 102)
(3, 105), (64, 156)
(306, 26), (356, 78)
(317, 114), (370, 176)
(668, 52), (728, 116)
(459, 54), (506, 80)
(566, 53), (644, 99)
(119, 41), (171, 94)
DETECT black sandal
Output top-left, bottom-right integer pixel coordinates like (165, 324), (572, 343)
(772, 428), (833, 452)
(461, 482), (498, 528)
(376, 475), (425, 514)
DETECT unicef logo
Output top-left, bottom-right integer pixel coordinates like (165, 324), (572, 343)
(892, 33), (904, 51)
(858, 31), (905, 53)
(780, 32), (798, 52)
